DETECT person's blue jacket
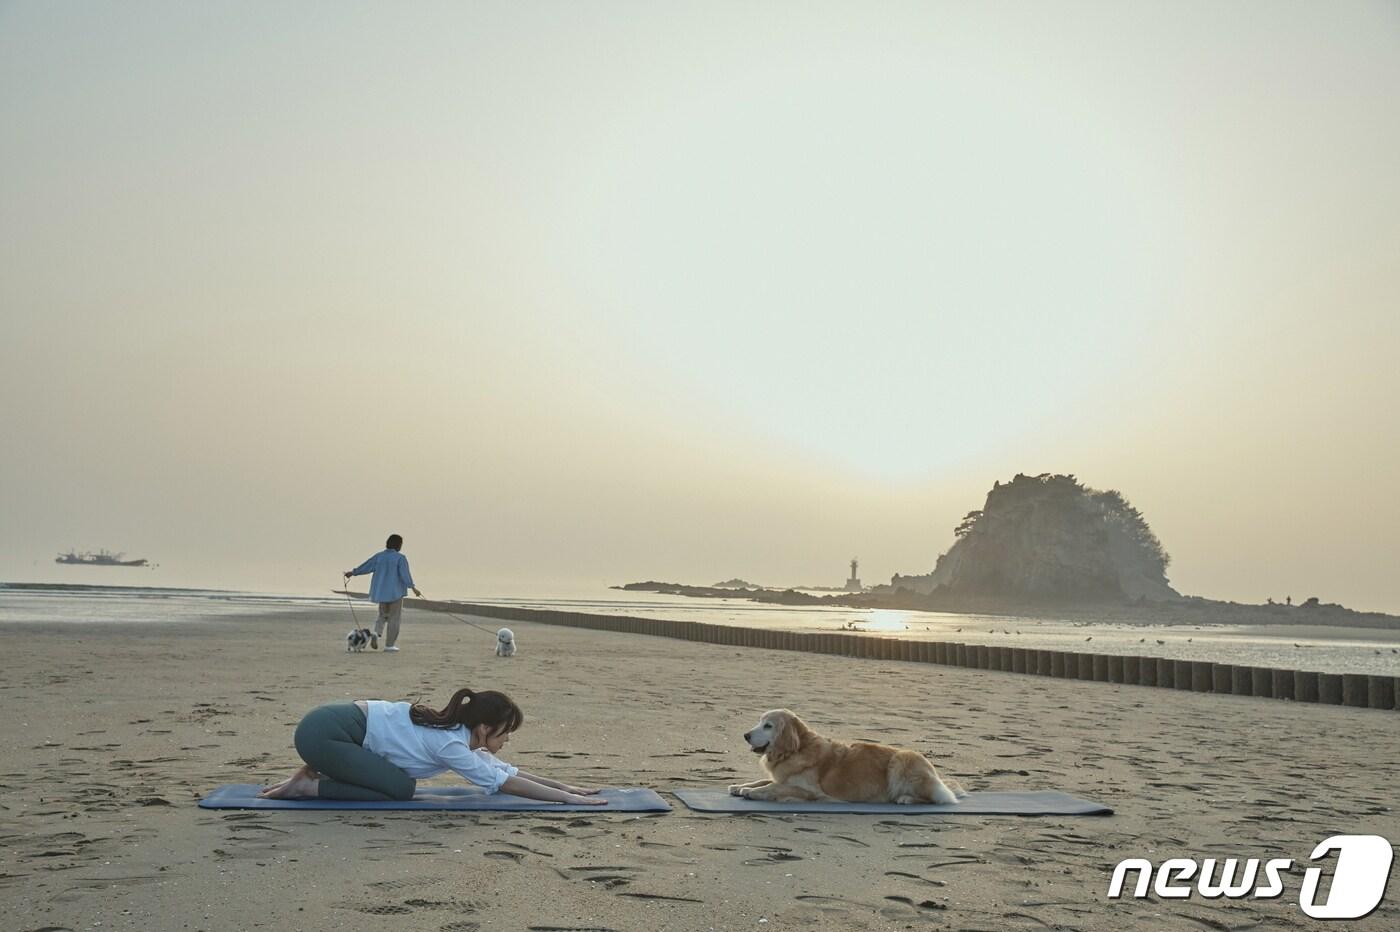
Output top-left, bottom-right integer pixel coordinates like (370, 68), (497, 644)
(350, 549), (416, 603)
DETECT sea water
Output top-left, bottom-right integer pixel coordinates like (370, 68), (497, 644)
(461, 591), (1400, 678)
(0, 582), (343, 624)
(4, 582), (1398, 677)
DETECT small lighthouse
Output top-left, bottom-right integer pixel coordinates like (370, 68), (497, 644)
(844, 558), (862, 592)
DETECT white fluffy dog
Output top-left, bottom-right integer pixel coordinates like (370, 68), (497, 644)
(495, 627), (517, 658)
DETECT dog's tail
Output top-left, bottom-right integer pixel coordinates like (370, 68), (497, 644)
(930, 776), (961, 806)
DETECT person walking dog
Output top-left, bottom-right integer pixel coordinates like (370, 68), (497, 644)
(345, 533), (421, 652)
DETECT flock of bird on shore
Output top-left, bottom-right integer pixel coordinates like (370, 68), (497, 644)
(936, 625), (1397, 654)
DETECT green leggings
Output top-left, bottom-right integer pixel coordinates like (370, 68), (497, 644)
(293, 703), (417, 801)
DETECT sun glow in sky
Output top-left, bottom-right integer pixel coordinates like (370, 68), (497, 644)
(3, 2), (1398, 610)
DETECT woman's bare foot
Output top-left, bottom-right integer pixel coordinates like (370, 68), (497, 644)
(258, 764), (321, 799)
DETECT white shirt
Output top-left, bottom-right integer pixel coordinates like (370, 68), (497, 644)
(362, 700), (518, 792)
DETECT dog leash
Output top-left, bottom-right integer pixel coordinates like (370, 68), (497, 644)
(341, 578), (364, 629)
(431, 606), (505, 639)
(339, 581), (501, 640)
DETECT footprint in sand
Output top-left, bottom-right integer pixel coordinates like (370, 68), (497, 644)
(347, 904), (413, 915)
(366, 877), (447, 894)
(883, 894), (947, 911)
(483, 850), (524, 862)
(614, 892), (703, 904)
(884, 870), (947, 888)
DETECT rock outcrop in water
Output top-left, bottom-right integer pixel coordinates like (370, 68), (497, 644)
(889, 473), (1180, 603)
(711, 578), (760, 589)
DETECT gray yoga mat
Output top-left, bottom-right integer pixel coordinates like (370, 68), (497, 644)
(673, 788), (1112, 815)
(199, 784), (670, 812)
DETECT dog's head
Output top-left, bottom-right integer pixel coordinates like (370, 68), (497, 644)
(743, 709), (809, 760)
(496, 628), (515, 645)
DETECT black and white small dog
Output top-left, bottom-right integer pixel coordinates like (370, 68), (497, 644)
(346, 628), (379, 652)
(495, 627), (517, 658)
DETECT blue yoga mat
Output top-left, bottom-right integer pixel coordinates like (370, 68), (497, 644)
(673, 788), (1111, 815)
(199, 784), (671, 812)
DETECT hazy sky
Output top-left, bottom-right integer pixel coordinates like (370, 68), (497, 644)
(3, 2), (1398, 610)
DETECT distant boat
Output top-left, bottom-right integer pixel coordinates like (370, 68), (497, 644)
(55, 549), (152, 568)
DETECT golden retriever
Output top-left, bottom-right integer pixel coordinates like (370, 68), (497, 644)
(729, 709), (967, 805)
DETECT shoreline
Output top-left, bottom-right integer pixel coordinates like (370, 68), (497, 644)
(415, 600), (1400, 705)
(5, 604), (1399, 930)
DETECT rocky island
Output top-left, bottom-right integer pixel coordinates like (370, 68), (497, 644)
(620, 473), (1400, 630)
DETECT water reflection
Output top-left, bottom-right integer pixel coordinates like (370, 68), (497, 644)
(862, 610), (909, 632)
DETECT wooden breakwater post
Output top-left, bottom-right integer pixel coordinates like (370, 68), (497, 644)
(1342, 674), (1370, 708)
(1369, 676), (1395, 711)
(1121, 655), (1141, 685)
(1070, 651), (1087, 679)
(1075, 652), (1093, 679)
(1086, 652), (1108, 682)
(1232, 665), (1254, 696)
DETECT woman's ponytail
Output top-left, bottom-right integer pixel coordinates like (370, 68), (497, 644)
(410, 687), (521, 734)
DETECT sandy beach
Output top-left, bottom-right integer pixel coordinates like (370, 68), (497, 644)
(4, 605), (1398, 931)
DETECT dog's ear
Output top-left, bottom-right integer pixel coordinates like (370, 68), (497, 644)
(770, 710), (803, 758)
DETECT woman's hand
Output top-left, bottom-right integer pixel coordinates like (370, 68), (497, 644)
(500, 774), (604, 805)
(564, 785), (601, 796)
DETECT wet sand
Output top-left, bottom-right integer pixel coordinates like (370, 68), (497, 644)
(4, 606), (1398, 930)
